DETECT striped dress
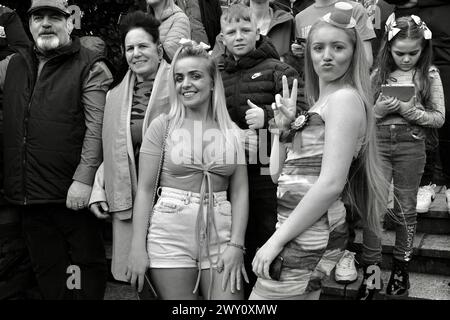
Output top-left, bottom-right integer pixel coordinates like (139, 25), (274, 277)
(253, 90), (364, 298)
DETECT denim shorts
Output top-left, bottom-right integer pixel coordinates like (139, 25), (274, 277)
(147, 187), (232, 269)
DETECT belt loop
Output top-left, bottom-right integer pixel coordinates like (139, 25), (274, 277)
(157, 186), (162, 197)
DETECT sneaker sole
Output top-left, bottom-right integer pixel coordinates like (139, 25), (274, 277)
(335, 275), (358, 284)
(416, 207), (430, 213)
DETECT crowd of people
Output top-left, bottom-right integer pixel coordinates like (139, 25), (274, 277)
(0, 0), (449, 300)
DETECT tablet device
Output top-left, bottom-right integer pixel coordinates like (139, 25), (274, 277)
(381, 84), (415, 102)
(295, 37), (306, 44)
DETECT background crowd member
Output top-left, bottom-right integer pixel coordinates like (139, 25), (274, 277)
(212, 0), (295, 59)
(0, 4), (31, 190)
(218, 3), (305, 298)
(89, 11), (170, 283)
(292, 0), (376, 66)
(359, 14), (444, 300)
(175, 0), (222, 49)
(0, 3), (35, 300)
(127, 41), (249, 300)
(0, 0), (113, 299)
(273, 0), (315, 16)
(145, 0), (190, 61)
(250, 2), (387, 300)
(384, 0), (450, 213)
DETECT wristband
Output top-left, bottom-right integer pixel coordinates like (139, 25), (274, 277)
(227, 241), (246, 254)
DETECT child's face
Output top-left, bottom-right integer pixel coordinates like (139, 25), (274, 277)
(221, 19), (260, 60)
(310, 25), (354, 84)
(390, 38), (422, 72)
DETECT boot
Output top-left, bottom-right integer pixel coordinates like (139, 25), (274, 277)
(386, 259), (410, 299)
(356, 263), (383, 300)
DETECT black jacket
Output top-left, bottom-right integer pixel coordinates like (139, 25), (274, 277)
(198, 0), (222, 49)
(2, 37), (104, 205)
(221, 36), (306, 173)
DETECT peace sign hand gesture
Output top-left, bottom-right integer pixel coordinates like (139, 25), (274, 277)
(272, 75), (298, 130)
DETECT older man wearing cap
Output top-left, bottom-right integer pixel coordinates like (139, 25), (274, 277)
(0, 0), (113, 299)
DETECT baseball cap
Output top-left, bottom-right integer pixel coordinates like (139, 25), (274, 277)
(27, 0), (71, 17)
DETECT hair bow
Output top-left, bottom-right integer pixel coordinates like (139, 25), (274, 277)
(385, 13), (401, 41)
(179, 38), (211, 51)
(411, 15), (432, 40)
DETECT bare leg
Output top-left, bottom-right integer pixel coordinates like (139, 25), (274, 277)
(200, 269), (244, 300)
(150, 268), (199, 300)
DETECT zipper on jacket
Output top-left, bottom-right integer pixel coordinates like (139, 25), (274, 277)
(21, 53), (52, 205)
(22, 109), (29, 205)
(234, 69), (242, 125)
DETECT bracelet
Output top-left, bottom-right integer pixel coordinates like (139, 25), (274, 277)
(227, 241), (246, 254)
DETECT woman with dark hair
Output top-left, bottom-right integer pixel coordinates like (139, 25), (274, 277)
(88, 11), (171, 282)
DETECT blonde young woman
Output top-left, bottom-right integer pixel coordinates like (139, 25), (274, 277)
(250, 2), (387, 300)
(127, 41), (249, 300)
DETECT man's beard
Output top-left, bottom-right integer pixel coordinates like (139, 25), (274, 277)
(36, 35), (61, 51)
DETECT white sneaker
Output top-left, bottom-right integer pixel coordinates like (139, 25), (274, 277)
(335, 250), (358, 284)
(416, 184), (436, 213)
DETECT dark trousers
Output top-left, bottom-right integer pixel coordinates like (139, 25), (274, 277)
(243, 173), (277, 298)
(421, 128), (439, 186)
(20, 204), (107, 300)
(438, 64), (450, 186)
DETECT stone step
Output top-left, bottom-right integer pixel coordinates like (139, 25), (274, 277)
(104, 281), (138, 300)
(321, 268), (450, 300)
(387, 185), (450, 234)
(351, 229), (450, 276)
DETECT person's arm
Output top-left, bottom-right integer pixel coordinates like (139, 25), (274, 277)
(398, 68), (445, 128)
(66, 61), (113, 211)
(363, 40), (373, 67)
(72, 61), (113, 185)
(217, 164), (249, 293)
(269, 134), (287, 184)
(0, 53), (12, 91)
(161, 12), (191, 61)
(127, 151), (160, 292)
(353, 3), (376, 66)
(127, 116), (166, 292)
(269, 75), (297, 183)
(253, 89), (365, 279)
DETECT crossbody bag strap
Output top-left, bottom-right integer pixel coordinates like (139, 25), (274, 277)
(139, 118), (170, 301)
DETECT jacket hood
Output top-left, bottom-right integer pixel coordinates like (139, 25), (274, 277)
(269, 3), (294, 31)
(223, 35), (280, 72)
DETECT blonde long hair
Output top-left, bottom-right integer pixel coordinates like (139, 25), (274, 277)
(167, 45), (245, 162)
(304, 20), (388, 237)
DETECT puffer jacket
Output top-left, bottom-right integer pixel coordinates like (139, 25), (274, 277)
(156, 3), (191, 61)
(221, 36), (306, 174)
